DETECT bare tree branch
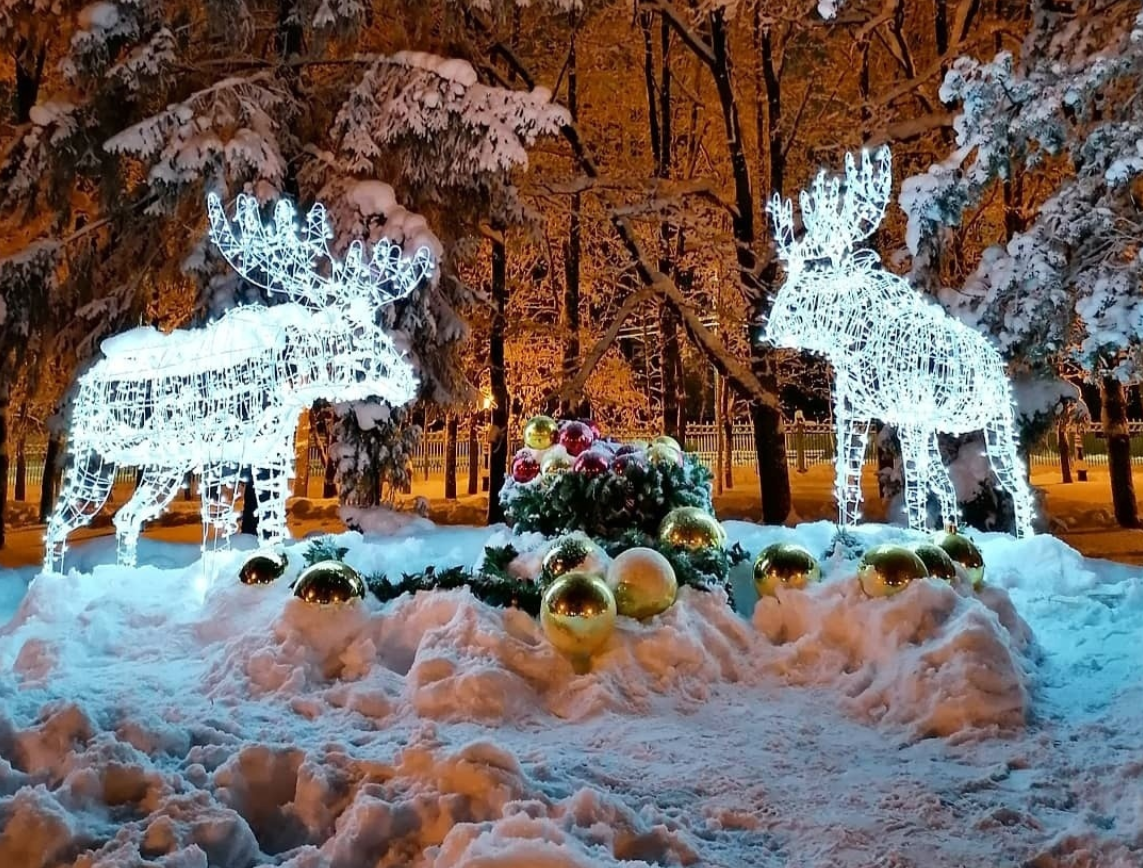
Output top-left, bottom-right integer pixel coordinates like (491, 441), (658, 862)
(640, 0), (716, 67)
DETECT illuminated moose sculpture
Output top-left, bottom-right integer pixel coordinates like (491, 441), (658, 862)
(45, 194), (433, 571)
(764, 148), (1034, 537)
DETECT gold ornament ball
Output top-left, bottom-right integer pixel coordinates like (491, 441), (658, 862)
(540, 447), (573, 474)
(753, 543), (821, 597)
(542, 534), (607, 584)
(606, 547), (678, 620)
(293, 560), (366, 605)
(646, 442), (683, 467)
(858, 545), (930, 598)
(541, 572), (617, 661)
(932, 530), (985, 587)
(912, 543), (958, 582)
(239, 549), (288, 585)
(523, 415), (560, 450)
(659, 506), (726, 552)
(652, 434), (683, 453)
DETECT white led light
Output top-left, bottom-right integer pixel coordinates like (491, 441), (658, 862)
(765, 148), (1034, 538)
(45, 193), (433, 571)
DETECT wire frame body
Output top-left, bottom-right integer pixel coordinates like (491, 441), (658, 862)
(764, 149), (1034, 537)
(45, 196), (432, 572)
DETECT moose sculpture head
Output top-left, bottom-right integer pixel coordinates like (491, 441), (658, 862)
(762, 147), (1034, 538)
(763, 148), (903, 356)
(45, 193), (435, 572)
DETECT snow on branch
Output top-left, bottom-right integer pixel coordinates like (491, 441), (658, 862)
(329, 51), (569, 196)
(0, 241), (60, 334)
(902, 2), (1143, 374)
(105, 74), (295, 212)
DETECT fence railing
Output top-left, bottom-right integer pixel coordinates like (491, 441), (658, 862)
(7, 422), (1141, 503)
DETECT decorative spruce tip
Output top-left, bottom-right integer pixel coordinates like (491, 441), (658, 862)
(763, 147), (1034, 538)
(44, 194), (435, 573)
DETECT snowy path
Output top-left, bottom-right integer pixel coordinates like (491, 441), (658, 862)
(0, 521), (1140, 867)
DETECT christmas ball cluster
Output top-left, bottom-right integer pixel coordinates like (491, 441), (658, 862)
(750, 529), (985, 600)
(538, 502), (731, 666)
(858, 530), (985, 597)
(238, 550), (366, 606)
(522, 416), (729, 667)
(511, 415), (686, 484)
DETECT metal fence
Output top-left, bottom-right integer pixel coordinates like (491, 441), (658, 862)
(8, 421), (1141, 503)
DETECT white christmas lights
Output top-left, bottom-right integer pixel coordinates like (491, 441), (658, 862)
(764, 148), (1034, 537)
(45, 193), (433, 572)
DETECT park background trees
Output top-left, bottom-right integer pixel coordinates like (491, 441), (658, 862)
(2, 0), (1140, 542)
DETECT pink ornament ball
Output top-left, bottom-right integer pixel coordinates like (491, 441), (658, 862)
(559, 420), (595, 457)
(511, 451), (541, 483)
(573, 450), (609, 478)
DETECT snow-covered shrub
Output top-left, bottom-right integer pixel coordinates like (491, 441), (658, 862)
(335, 404), (420, 508)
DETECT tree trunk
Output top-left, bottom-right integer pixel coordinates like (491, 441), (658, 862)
(712, 9), (789, 523)
(714, 371), (725, 496)
(1100, 376), (1138, 528)
(14, 437), (26, 502)
(445, 414), (458, 500)
(293, 413), (311, 498)
(560, 33), (583, 418)
(39, 432), (61, 523)
(1057, 418), (1072, 484)
(468, 414), (479, 496)
(421, 406), (432, 481)
(659, 304), (681, 439)
(721, 377), (734, 490)
(240, 472), (259, 535)
(0, 385), (8, 548)
(15, 37), (47, 124)
(487, 231), (510, 524)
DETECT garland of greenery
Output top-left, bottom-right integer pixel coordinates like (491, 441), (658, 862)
(301, 538), (349, 566)
(303, 536), (750, 615)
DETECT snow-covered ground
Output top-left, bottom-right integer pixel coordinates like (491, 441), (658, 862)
(0, 517), (1140, 867)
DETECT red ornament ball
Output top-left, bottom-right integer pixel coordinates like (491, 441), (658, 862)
(611, 452), (647, 475)
(511, 450), (541, 483)
(559, 420), (595, 457)
(573, 450), (609, 478)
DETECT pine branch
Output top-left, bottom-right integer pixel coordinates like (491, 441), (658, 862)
(367, 563), (542, 615)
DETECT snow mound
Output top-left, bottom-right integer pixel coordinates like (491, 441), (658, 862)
(753, 578), (1033, 737)
(3, 522), (1138, 865)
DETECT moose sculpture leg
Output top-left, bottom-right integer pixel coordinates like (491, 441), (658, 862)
(985, 414), (1035, 536)
(247, 438), (296, 544)
(926, 432), (961, 530)
(897, 425), (933, 532)
(833, 393), (869, 526)
(199, 463), (244, 554)
(45, 451), (117, 572)
(113, 466), (189, 566)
